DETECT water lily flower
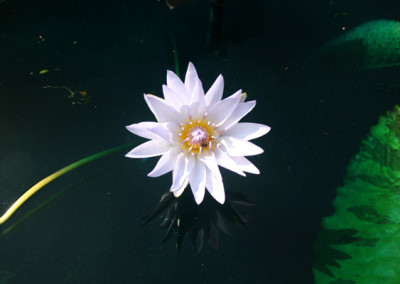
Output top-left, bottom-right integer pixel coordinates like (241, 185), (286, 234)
(126, 62), (270, 205)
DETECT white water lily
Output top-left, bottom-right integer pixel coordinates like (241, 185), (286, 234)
(126, 62), (270, 205)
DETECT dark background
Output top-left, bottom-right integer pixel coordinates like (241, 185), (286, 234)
(0, 0), (399, 283)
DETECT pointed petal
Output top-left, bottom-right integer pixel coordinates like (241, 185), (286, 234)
(217, 100), (256, 132)
(149, 122), (180, 143)
(197, 152), (221, 179)
(231, 156), (260, 174)
(198, 152), (225, 203)
(188, 78), (206, 120)
(148, 147), (180, 177)
(188, 101), (206, 122)
(170, 153), (195, 192)
(189, 158), (206, 204)
(220, 136), (264, 156)
(167, 70), (189, 105)
(144, 94), (180, 123)
(126, 122), (162, 140)
(225, 89), (242, 100)
(172, 177), (189, 197)
(223, 122), (271, 140)
(205, 74), (224, 107)
(178, 105), (190, 123)
(125, 140), (171, 158)
(206, 95), (241, 127)
(214, 147), (246, 176)
(162, 85), (182, 111)
(191, 78), (205, 105)
(184, 62), (199, 96)
(205, 167), (225, 204)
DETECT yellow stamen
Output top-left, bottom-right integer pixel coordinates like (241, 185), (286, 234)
(179, 118), (217, 155)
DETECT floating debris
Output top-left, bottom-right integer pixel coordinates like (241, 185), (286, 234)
(42, 85), (90, 105)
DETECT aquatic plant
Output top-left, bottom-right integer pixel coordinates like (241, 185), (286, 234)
(125, 62), (270, 204)
(314, 105), (400, 283)
(0, 62), (269, 252)
(314, 19), (400, 69)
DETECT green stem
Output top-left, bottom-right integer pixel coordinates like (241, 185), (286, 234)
(169, 31), (180, 77)
(0, 142), (134, 225)
(0, 176), (86, 237)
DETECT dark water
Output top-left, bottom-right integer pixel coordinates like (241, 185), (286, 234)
(0, 0), (399, 283)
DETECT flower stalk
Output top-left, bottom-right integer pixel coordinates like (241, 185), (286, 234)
(0, 142), (134, 226)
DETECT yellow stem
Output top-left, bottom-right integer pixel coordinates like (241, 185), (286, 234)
(0, 142), (134, 225)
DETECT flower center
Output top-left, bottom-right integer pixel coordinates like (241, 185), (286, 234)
(179, 118), (216, 155)
(188, 126), (209, 147)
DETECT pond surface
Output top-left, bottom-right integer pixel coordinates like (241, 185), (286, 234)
(0, 0), (399, 283)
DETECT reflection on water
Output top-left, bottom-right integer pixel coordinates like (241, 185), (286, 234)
(0, 0), (400, 283)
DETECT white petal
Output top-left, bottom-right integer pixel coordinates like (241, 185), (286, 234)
(144, 94), (180, 123)
(188, 79), (206, 120)
(205, 167), (225, 204)
(167, 70), (189, 105)
(197, 152), (221, 179)
(198, 153), (225, 203)
(125, 140), (171, 158)
(126, 122), (162, 141)
(184, 62), (199, 96)
(148, 147), (180, 177)
(178, 105), (190, 123)
(149, 122), (180, 143)
(214, 147), (246, 176)
(189, 158), (206, 204)
(170, 153), (195, 192)
(225, 89), (242, 100)
(172, 177), (189, 198)
(220, 136), (264, 156)
(231, 156), (260, 174)
(223, 122), (271, 140)
(162, 85), (182, 111)
(191, 77), (205, 105)
(188, 101), (206, 122)
(217, 100), (256, 132)
(206, 95), (241, 127)
(204, 74), (224, 107)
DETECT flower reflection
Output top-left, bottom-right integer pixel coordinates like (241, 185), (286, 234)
(141, 188), (254, 252)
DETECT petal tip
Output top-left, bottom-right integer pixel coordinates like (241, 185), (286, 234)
(194, 194), (204, 205)
(216, 195), (225, 204)
(125, 153), (136, 158)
